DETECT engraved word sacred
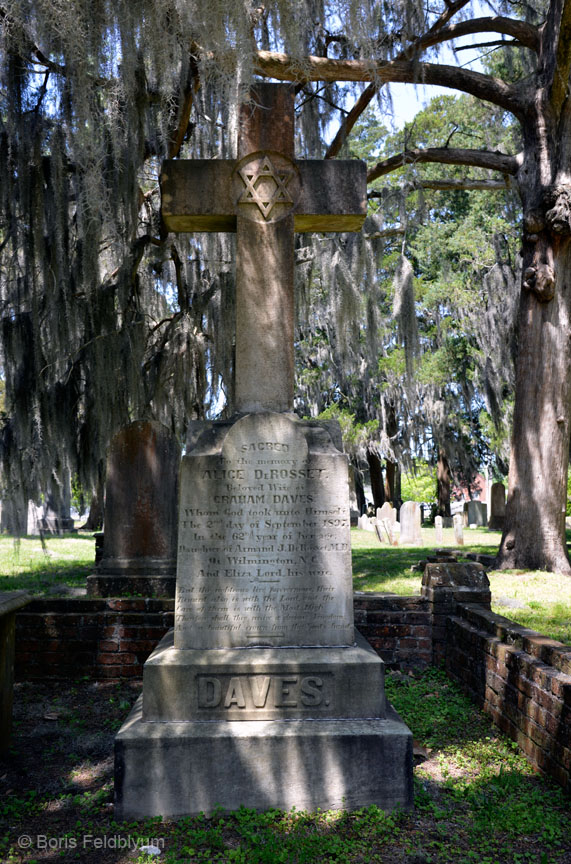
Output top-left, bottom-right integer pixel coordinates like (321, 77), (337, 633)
(197, 674), (332, 710)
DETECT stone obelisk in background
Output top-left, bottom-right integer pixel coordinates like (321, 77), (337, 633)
(115, 84), (413, 818)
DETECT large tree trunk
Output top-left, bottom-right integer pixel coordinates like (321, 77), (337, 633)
(496, 221), (571, 574)
(83, 470), (105, 531)
(366, 447), (385, 510)
(437, 448), (452, 517)
(384, 459), (396, 503)
(384, 401), (398, 504)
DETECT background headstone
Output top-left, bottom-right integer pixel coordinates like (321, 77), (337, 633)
(87, 420), (180, 597)
(378, 502), (396, 524)
(453, 513), (464, 545)
(463, 500), (487, 527)
(399, 501), (423, 545)
(434, 515), (443, 544)
(488, 482), (506, 530)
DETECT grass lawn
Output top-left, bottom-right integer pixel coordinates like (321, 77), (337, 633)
(0, 532), (95, 594)
(1, 668), (569, 863)
(0, 527), (569, 644)
(352, 526), (571, 645)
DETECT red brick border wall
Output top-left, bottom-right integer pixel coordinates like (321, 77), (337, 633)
(15, 595), (432, 680)
(353, 594), (432, 671)
(446, 604), (571, 791)
(14, 592), (571, 792)
(15, 598), (174, 680)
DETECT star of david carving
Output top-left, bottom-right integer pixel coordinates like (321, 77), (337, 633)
(238, 155), (294, 219)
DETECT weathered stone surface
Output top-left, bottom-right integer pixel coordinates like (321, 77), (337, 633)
(399, 501), (423, 545)
(116, 83), (412, 821)
(453, 513), (464, 545)
(463, 500), (487, 527)
(358, 514), (375, 532)
(1, 591), (31, 754)
(489, 482), (506, 530)
(160, 160), (367, 235)
(235, 216), (295, 412)
(422, 562), (490, 593)
(114, 699), (413, 819)
(143, 629), (385, 722)
(161, 82), (365, 414)
(175, 413), (354, 649)
(434, 515), (443, 544)
(378, 502), (396, 524)
(99, 420), (179, 576)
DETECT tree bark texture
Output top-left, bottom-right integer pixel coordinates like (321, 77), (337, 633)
(496, 83), (571, 573)
(366, 448), (385, 510)
(84, 473), (105, 531)
(437, 449), (452, 517)
(497, 235), (571, 573)
(384, 460), (396, 504)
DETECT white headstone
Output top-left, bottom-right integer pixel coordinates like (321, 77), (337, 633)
(453, 513), (464, 545)
(399, 501), (423, 545)
(377, 502), (396, 524)
(434, 515), (443, 544)
(175, 413), (354, 649)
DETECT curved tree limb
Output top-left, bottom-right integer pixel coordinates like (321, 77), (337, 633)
(411, 16), (540, 55)
(367, 147), (522, 182)
(325, 0), (473, 158)
(368, 177), (512, 194)
(253, 53), (526, 117)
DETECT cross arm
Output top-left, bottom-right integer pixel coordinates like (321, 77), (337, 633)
(160, 159), (367, 233)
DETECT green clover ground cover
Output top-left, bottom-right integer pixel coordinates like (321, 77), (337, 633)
(2, 671), (569, 864)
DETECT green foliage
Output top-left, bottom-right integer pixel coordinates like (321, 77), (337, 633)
(400, 460), (436, 502)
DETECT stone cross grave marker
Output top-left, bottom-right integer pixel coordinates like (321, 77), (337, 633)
(161, 84), (366, 413)
(115, 83), (412, 820)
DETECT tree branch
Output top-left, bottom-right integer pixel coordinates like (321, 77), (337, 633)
(412, 16), (540, 55)
(253, 53), (526, 117)
(364, 227), (406, 239)
(325, 0), (473, 158)
(368, 177), (511, 195)
(167, 52), (200, 159)
(367, 147), (522, 182)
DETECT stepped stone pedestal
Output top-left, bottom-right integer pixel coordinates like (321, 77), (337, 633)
(115, 413), (413, 819)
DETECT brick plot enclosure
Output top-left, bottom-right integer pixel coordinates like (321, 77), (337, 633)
(13, 572), (571, 793)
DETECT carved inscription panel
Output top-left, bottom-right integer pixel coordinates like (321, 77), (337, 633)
(195, 673), (333, 719)
(175, 413), (354, 648)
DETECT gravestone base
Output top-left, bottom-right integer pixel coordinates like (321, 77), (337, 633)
(142, 629), (386, 721)
(86, 574), (176, 598)
(87, 558), (176, 598)
(87, 558), (176, 597)
(115, 628), (413, 818)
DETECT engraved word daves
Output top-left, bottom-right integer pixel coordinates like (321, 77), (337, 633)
(197, 674), (329, 710)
